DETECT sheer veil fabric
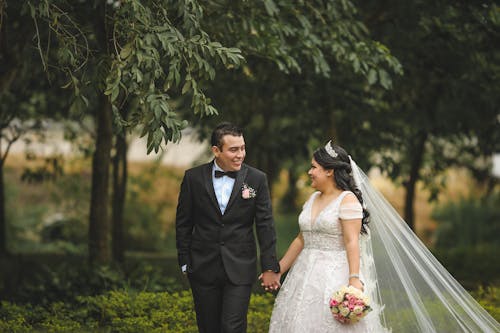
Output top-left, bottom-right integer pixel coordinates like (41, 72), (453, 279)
(350, 157), (500, 332)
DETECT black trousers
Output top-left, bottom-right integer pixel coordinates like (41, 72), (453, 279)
(188, 259), (252, 333)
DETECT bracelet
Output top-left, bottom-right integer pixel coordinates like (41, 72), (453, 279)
(349, 274), (364, 286)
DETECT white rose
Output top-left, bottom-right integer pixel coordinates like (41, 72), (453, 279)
(332, 292), (343, 303)
(353, 306), (363, 314)
(340, 306), (350, 317)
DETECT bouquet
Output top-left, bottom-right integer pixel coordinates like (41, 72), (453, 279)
(329, 285), (372, 324)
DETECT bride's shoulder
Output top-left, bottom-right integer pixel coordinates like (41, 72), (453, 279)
(340, 191), (360, 205)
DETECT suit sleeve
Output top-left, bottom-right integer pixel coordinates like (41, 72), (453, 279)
(254, 173), (280, 273)
(175, 171), (193, 270)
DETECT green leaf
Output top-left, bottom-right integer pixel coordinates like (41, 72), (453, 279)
(378, 69), (391, 89)
(154, 106), (162, 119)
(263, 0), (279, 16)
(120, 43), (133, 60)
(111, 86), (120, 102)
(367, 68), (378, 85)
(181, 80), (191, 95)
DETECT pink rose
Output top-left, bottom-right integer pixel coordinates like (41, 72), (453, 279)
(242, 189), (250, 199)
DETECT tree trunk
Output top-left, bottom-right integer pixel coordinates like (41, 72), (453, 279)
(0, 157), (7, 256)
(280, 170), (299, 213)
(88, 95), (113, 264)
(403, 132), (428, 231)
(111, 132), (127, 263)
(0, 123), (19, 257)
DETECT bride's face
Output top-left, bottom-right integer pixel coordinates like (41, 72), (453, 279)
(308, 158), (333, 190)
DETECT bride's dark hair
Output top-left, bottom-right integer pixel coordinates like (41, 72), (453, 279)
(313, 144), (369, 234)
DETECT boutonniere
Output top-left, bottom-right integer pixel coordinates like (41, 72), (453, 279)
(242, 183), (257, 199)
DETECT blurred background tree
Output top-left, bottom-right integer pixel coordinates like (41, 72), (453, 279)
(357, 0), (500, 229)
(1, 0), (401, 263)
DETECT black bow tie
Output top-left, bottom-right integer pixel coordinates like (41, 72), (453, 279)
(215, 170), (238, 179)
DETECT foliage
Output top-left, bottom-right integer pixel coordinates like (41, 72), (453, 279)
(5, 0), (405, 262)
(182, 0), (402, 198)
(4, 158), (90, 253)
(0, 255), (186, 306)
(204, 0), (402, 83)
(5, 0), (403, 263)
(4, 156), (185, 253)
(247, 293), (275, 332)
(356, 1), (500, 213)
(125, 161), (183, 252)
(432, 192), (500, 249)
(0, 287), (498, 331)
(15, 0), (402, 153)
(471, 286), (500, 322)
(0, 290), (275, 332)
(79, 290), (197, 332)
(274, 213), (301, 257)
(432, 245), (500, 290)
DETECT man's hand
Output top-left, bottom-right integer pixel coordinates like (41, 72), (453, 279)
(259, 271), (281, 292)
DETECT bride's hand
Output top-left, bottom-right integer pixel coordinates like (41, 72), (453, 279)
(259, 272), (281, 292)
(348, 277), (364, 291)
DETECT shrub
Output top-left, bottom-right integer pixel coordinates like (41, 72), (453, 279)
(432, 193), (500, 248)
(248, 293), (274, 332)
(432, 244), (500, 289)
(0, 289), (497, 332)
(7, 262), (127, 305)
(471, 285), (500, 322)
(0, 291), (276, 332)
(0, 301), (37, 333)
(1, 256), (187, 305)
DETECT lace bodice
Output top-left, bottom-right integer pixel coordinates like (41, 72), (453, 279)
(298, 191), (352, 252)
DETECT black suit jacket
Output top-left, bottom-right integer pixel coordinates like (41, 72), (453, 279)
(175, 161), (280, 285)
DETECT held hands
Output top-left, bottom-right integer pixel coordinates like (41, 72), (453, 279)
(258, 271), (281, 293)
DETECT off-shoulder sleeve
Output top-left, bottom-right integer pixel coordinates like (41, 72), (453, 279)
(339, 201), (363, 220)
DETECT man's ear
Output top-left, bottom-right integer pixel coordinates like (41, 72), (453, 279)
(211, 145), (220, 157)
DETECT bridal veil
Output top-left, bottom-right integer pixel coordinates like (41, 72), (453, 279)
(350, 157), (500, 332)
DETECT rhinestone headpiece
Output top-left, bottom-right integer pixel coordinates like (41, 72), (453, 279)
(325, 140), (338, 158)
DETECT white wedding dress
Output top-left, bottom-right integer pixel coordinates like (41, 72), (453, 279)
(269, 191), (387, 333)
(270, 158), (500, 332)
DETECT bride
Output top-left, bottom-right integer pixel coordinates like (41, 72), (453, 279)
(268, 141), (500, 333)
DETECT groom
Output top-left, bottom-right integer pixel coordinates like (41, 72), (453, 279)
(175, 122), (281, 333)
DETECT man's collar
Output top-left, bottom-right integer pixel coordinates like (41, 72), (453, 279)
(213, 160), (223, 172)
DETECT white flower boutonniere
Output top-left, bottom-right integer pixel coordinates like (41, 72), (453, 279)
(242, 183), (257, 199)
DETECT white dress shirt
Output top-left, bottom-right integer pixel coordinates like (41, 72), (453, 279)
(213, 161), (236, 215)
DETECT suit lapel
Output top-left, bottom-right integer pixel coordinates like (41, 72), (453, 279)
(225, 165), (248, 214)
(203, 161), (221, 215)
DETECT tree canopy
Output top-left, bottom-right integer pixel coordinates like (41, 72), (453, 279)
(1, 0), (401, 261)
(356, 0), (500, 228)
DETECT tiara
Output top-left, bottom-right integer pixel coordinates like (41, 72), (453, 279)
(325, 140), (338, 158)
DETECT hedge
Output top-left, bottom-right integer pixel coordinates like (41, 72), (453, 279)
(0, 290), (274, 332)
(1, 287), (498, 332)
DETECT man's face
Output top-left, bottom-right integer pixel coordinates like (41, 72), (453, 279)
(212, 135), (246, 171)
